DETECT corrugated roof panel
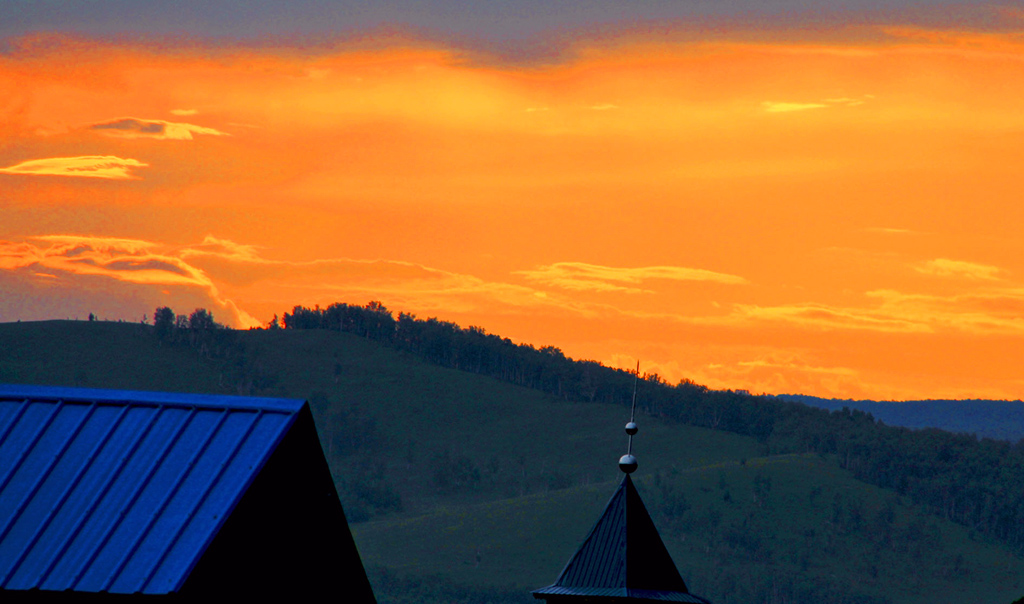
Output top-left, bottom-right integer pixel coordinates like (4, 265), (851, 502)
(0, 385), (304, 595)
(71, 406), (198, 593)
(38, 405), (163, 592)
(0, 402), (84, 581)
(2, 403), (128, 590)
(143, 411), (283, 593)
(105, 408), (233, 594)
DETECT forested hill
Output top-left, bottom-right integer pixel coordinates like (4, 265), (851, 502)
(778, 394), (1024, 441)
(279, 301), (1024, 556)
(6, 313), (1024, 603)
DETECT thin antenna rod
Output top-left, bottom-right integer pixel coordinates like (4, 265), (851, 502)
(627, 360), (639, 455)
(618, 361), (641, 474)
(629, 360), (639, 422)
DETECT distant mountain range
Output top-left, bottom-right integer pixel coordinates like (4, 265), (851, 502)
(776, 395), (1024, 442)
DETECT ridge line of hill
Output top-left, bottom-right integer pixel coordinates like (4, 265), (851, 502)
(274, 301), (1024, 555)
(5, 318), (1024, 604)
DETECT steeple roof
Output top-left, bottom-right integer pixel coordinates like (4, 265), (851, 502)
(533, 474), (710, 603)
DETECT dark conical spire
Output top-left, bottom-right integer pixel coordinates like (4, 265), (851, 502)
(532, 474), (711, 602)
(532, 362), (711, 603)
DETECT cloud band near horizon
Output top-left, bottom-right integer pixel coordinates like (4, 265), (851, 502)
(0, 156), (148, 179)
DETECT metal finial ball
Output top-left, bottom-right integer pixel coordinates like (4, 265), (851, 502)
(619, 454), (638, 474)
(625, 421), (638, 435)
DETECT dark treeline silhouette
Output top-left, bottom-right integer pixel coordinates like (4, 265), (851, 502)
(281, 301), (1024, 553)
(151, 306), (278, 395)
(154, 306), (221, 339)
(152, 306), (230, 356)
(282, 302), (635, 401)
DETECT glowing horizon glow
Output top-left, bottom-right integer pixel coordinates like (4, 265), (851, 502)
(3, 19), (1024, 401)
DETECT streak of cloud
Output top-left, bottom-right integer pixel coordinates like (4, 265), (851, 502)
(179, 237), (602, 318)
(866, 289), (1024, 334)
(865, 227), (916, 234)
(731, 285), (1024, 336)
(762, 95), (871, 113)
(0, 236), (210, 287)
(2, 235), (614, 328)
(733, 302), (932, 333)
(0, 156), (148, 179)
(180, 236), (264, 263)
(762, 101), (828, 113)
(89, 118), (228, 140)
(915, 258), (1003, 280)
(0, 236), (257, 327)
(33, 235), (159, 254)
(516, 262), (748, 293)
(737, 359), (858, 376)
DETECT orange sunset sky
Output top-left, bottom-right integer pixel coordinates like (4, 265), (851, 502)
(3, 3), (1024, 401)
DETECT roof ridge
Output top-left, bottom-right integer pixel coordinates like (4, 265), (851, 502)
(0, 384), (304, 414)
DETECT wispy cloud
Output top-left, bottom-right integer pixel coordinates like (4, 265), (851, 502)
(915, 258), (1003, 281)
(865, 227), (917, 235)
(822, 97), (869, 106)
(0, 235), (598, 323)
(727, 284), (1024, 336)
(0, 236), (257, 327)
(737, 359), (858, 377)
(762, 95), (871, 114)
(303, 265), (579, 316)
(734, 302), (932, 333)
(178, 236), (597, 317)
(516, 262), (748, 293)
(762, 102), (828, 113)
(180, 236), (264, 263)
(0, 236), (209, 287)
(866, 289), (1024, 334)
(170, 109), (198, 116)
(89, 118), (228, 140)
(33, 235), (158, 254)
(0, 156), (148, 179)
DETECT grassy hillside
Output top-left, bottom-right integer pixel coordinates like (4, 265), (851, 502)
(355, 454), (1024, 604)
(0, 320), (224, 392)
(3, 320), (1023, 603)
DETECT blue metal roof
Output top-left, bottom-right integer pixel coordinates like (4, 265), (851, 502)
(0, 384), (305, 595)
